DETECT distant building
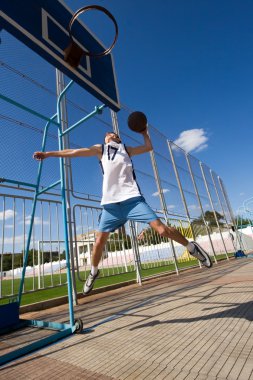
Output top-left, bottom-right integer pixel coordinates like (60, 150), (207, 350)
(75, 230), (96, 266)
(75, 230), (121, 266)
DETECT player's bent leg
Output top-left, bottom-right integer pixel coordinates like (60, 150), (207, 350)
(149, 219), (212, 268)
(149, 219), (188, 246)
(83, 231), (110, 295)
(92, 231), (110, 266)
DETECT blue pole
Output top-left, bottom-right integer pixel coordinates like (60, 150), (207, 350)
(37, 180), (61, 195)
(61, 104), (106, 137)
(0, 178), (37, 188)
(0, 94), (59, 126)
(56, 80), (75, 327)
(18, 114), (58, 305)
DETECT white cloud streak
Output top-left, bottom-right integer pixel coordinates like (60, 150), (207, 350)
(173, 129), (208, 153)
(187, 204), (200, 211)
(0, 209), (17, 221)
(0, 234), (26, 245)
(25, 216), (49, 226)
(152, 188), (170, 197)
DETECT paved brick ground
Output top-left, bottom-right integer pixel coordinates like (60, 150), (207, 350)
(1, 258), (253, 379)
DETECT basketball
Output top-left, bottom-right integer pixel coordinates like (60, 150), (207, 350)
(127, 111), (147, 133)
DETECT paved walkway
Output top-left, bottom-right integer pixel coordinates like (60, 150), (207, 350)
(1, 258), (253, 379)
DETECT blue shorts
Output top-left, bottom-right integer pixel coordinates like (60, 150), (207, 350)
(98, 196), (158, 232)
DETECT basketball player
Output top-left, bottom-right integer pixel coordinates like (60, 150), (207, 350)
(33, 129), (212, 295)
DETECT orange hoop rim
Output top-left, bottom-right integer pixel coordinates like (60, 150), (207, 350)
(68, 5), (119, 57)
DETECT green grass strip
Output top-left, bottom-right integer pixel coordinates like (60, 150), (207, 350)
(0, 253), (234, 307)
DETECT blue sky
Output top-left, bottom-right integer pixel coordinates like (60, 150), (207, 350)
(62, 0), (253, 214)
(1, 0), (253, 218)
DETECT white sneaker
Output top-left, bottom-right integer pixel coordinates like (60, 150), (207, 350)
(190, 242), (213, 268)
(83, 270), (100, 295)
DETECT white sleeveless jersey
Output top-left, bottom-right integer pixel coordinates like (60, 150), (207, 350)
(100, 142), (141, 205)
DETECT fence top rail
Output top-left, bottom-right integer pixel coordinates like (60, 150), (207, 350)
(73, 203), (190, 220)
(73, 203), (102, 212)
(0, 192), (62, 205)
(0, 192), (204, 222)
(37, 240), (95, 244)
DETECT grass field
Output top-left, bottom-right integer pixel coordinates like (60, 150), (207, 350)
(0, 253), (234, 306)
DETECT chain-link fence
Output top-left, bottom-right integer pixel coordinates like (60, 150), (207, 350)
(0, 27), (240, 303)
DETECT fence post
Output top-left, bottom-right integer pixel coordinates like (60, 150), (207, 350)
(185, 154), (217, 263)
(129, 221), (142, 285)
(200, 163), (228, 258)
(210, 170), (236, 255)
(167, 141), (196, 241)
(149, 149), (179, 275)
(218, 177), (246, 252)
(166, 141), (202, 267)
(218, 177), (237, 229)
(56, 70), (78, 306)
(110, 110), (120, 136)
(0, 198), (5, 298)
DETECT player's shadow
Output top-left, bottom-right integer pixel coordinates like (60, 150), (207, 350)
(129, 300), (253, 330)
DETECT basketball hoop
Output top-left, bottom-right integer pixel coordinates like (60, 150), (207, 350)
(64, 5), (119, 68)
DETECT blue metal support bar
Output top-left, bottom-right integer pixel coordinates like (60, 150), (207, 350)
(0, 178), (37, 188)
(60, 104), (106, 137)
(37, 180), (61, 195)
(0, 327), (73, 366)
(26, 320), (74, 331)
(1, 77), (106, 365)
(18, 113), (58, 305)
(0, 94), (59, 125)
(0, 106), (77, 366)
(56, 80), (75, 327)
(57, 79), (75, 104)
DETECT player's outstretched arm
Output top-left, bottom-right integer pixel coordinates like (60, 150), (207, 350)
(33, 144), (102, 160)
(126, 129), (153, 157)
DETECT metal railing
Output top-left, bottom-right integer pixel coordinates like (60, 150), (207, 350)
(0, 190), (238, 301)
(0, 54), (241, 305)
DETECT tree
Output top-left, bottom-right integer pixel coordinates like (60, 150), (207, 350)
(106, 231), (132, 252)
(236, 216), (252, 227)
(192, 210), (225, 228)
(137, 227), (163, 246)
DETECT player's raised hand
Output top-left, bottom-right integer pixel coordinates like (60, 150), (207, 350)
(33, 152), (47, 161)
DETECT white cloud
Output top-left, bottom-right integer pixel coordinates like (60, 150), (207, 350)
(0, 236), (40, 249)
(167, 204), (175, 209)
(0, 234), (26, 245)
(75, 225), (89, 233)
(0, 209), (17, 221)
(152, 188), (170, 197)
(25, 216), (49, 226)
(188, 204), (200, 210)
(239, 192), (245, 196)
(173, 129), (208, 153)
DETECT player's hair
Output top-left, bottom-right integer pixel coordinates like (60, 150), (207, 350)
(104, 131), (121, 143)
